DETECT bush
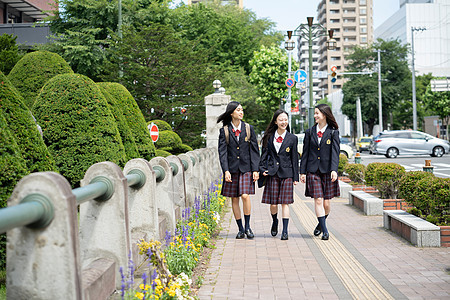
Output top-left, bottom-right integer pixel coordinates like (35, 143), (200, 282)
(365, 162), (384, 186)
(345, 163), (366, 184)
(32, 74), (127, 187)
(399, 171), (435, 208)
(155, 130), (182, 149)
(414, 176), (449, 225)
(148, 120), (172, 132)
(0, 71), (57, 173)
(99, 82), (155, 161)
(373, 163), (405, 199)
(97, 83), (139, 161)
(338, 153), (348, 176)
(173, 144), (194, 154)
(0, 33), (22, 75)
(155, 149), (172, 157)
(8, 50), (73, 108)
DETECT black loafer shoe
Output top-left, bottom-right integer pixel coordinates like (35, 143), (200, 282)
(236, 231), (245, 239)
(281, 232), (289, 240)
(245, 229), (255, 239)
(271, 220), (278, 237)
(322, 232), (329, 240)
(313, 224), (322, 236)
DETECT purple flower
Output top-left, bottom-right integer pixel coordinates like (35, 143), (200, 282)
(165, 230), (172, 247)
(120, 266), (126, 298)
(127, 252), (134, 288)
(142, 272), (147, 296)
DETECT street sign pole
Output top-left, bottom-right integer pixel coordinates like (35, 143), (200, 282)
(287, 50), (292, 131)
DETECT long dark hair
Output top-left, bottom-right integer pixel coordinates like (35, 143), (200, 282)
(315, 104), (338, 129)
(261, 109), (290, 147)
(217, 101), (240, 125)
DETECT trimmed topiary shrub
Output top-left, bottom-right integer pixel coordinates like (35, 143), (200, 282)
(0, 71), (57, 173)
(155, 130), (182, 150)
(173, 144), (193, 154)
(365, 162), (384, 186)
(0, 112), (29, 271)
(33, 73), (127, 187)
(97, 83), (139, 161)
(8, 50), (73, 108)
(399, 171), (435, 208)
(373, 163), (405, 199)
(155, 149), (172, 157)
(99, 82), (155, 161)
(148, 120), (172, 132)
(413, 176), (449, 225)
(338, 153), (348, 176)
(345, 163), (366, 184)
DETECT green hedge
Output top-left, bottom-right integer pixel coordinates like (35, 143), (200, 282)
(155, 131), (182, 150)
(345, 163), (366, 184)
(32, 74), (127, 187)
(365, 162), (384, 186)
(173, 143), (193, 154)
(148, 120), (172, 132)
(8, 50), (73, 108)
(99, 82), (155, 161)
(373, 163), (405, 199)
(338, 153), (348, 176)
(155, 149), (172, 157)
(398, 171), (435, 209)
(97, 83), (139, 161)
(0, 71), (57, 173)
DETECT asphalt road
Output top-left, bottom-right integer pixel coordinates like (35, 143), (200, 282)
(354, 151), (450, 178)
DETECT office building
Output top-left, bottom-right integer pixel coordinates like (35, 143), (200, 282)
(187, 0), (243, 8)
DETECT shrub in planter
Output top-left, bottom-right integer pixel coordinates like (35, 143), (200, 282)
(99, 82), (155, 161)
(373, 163), (405, 199)
(399, 171), (435, 209)
(345, 163), (366, 184)
(0, 71), (57, 173)
(338, 153), (348, 176)
(155, 149), (172, 157)
(420, 176), (450, 225)
(155, 130), (182, 150)
(365, 162), (384, 186)
(33, 74), (127, 186)
(8, 50), (73, 108)
(148, 120), (172, 132)
(97, 83), (139, 161)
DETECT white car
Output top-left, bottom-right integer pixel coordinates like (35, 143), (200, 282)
(296, 133), (354, 158)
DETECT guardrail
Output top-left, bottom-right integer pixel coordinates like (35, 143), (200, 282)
(2, 148), (222, 300)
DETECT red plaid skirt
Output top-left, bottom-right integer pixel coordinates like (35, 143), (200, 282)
(261, 176), (294, 205)
(221, 172), (255, 197)
(305, 172), (340, 200)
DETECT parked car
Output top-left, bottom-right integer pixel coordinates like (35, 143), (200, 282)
(356, 136), (372, 152)
(296, 133), (354, 158)
(370, 130), (450, 158)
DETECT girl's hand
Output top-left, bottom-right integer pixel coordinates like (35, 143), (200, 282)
(331, 171), (338, 182)
(293, 181), (298, 185)
(225, 171), (232, 182)
(263, 171), (268, 176)
(300, 174), (306, 183)
(253, 171), (259, 182)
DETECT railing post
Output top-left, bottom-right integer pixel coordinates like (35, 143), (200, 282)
(178, 153), (196, 207)
(79, 161), (129, 290)
(7, 172), (82, 300)
(165, 155), (187, 220)
(193, 149), (207, 195)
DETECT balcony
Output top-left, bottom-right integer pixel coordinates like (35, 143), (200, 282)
(0, 23), (52, 46)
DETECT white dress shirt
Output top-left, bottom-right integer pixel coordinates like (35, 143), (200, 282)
(274, 130), (286, 153)
(231, 121), (242, 141)
(316, 124), (328, 144)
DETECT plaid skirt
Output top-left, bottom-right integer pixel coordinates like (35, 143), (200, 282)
(261, 176), (294, 205)
(221, 171), (255, 197)
(305, 172), (340, 200)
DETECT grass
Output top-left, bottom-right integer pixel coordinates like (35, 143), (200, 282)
(0, 269), (5, 300)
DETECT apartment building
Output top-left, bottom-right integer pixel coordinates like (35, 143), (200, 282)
(187, 0), (243, 8)
(317, 0), (374, 95)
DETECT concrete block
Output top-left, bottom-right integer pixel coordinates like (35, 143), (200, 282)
(348, 190), (383, 215)
(82, 258), (115, 300)
(339, 180), (352, 199)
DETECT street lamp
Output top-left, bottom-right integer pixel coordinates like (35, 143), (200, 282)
(284, 31), (295, 131)
(295, 17), (336, 129)
(411, 26), (426, 131)
(213, 80), (221, 94)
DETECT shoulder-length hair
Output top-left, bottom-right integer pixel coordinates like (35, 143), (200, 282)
(316, 104), (338, 129)
(261, 109), (290, 147)
(217, 101), (240, 125)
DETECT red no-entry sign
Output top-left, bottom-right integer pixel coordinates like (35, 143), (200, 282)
(148, 123), (159, 142)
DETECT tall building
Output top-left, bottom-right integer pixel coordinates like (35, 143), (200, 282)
(317, 0), (374, 96)
(375, 0), (450, 77)
(187, 0), (243, 8)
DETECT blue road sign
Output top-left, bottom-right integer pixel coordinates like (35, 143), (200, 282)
(294, 69), (307, 83)
(285, 78), (295, 88)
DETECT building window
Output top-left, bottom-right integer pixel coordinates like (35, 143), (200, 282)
(360, 17), (366, 24)
(360, 0), (366, 4)
(331, 9), (339, 14)
(331, 56), (341, 61)
(361, 36), (367, 43)
(330, 19), (340, 23)
(360, 26), (367, 33)
(360, 8), (366, 15)
(332, 85), (342, 89)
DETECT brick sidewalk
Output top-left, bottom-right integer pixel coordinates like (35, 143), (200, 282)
(198, 183), (450, 299)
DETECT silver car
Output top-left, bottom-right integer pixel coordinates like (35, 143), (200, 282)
(372, 130), (450, 158)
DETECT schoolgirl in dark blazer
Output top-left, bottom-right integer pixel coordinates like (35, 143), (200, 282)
(259, 109), (299, 240)
(300, 104), (340, 241)
(217, 101), (260, 239)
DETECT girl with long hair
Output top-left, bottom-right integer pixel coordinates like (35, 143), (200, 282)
(299, 104), (340, 240)
(217, 101), (260, 239)
(259, 109), (299, 240)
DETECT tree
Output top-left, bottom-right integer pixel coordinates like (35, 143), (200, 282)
(0, 34), (22, 75)
(424, 84), (450, 140)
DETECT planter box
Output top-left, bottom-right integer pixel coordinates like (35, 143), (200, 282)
(441, 226), (450, 247)
(339, 176), (351, 183)
(383, 199), (414, 211)
(351, 185), (378, 194)
(348, 191), (383, 215)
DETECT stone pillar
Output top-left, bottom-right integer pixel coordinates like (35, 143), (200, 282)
(205, 86), (230, 149)
(178, 153), (196, 207)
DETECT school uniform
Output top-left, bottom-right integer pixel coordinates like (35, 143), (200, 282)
(259, 131), (299, 204)
(300, 124), (340, 199)
(218, 121), (260, 197)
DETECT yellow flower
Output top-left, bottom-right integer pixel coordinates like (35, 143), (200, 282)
(139, 283), (149, 291)
(168, 289), (176, 297)
(135, 292), (144, 299)
(194, 257), (198, 261)
(204, 238), (208, 241)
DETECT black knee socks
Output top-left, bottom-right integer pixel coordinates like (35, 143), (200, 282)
(317, 214), (328, 230)
(244, 214), (251, 231)
(271, 213), (278, 230)
(282, 218), (289, 234)
(236, 219), (244, 232)
(317, 216), (328, 234)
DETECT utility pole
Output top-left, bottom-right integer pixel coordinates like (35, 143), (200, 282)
(376, 49), (383, 132)
(411, 27), (426, 131)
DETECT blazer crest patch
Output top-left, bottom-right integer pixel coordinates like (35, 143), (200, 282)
(326, 139), (331, 145)
(245, 136), (248, 142)
(286, 147), (290, 152)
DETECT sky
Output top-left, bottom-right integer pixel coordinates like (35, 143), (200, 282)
(173, 0), (400, 33)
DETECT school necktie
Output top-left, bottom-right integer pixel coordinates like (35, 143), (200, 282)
(232, 129), (241, 137)
(276, 136), (283, 143)
(317, 131), (323, 138)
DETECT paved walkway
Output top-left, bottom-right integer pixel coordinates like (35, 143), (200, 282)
(198, 183), (450, 299)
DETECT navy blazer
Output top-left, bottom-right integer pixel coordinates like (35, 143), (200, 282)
(218, 122), (260, 174)
(300, 125), (340, 174)
(259, 132), (299, 182)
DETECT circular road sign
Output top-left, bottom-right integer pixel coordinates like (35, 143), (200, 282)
(148, 123), (159, 142)
(294, 69), (308, 83)
(331, 65), (337, 72)
(285, 78), (295, 88)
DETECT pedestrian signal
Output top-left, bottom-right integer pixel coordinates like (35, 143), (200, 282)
(330, 65), (337, 83)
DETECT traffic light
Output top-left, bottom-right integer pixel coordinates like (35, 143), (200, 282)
(330, 65), (337, 83)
